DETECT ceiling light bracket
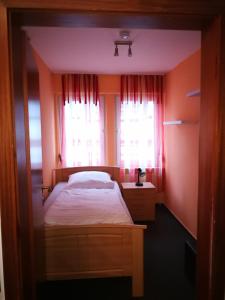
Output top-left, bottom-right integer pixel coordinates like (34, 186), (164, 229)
(114, 41), (132, 46)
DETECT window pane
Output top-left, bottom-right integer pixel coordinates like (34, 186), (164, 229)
(64, 100), (104, 166)
(119, 100), (155, 169)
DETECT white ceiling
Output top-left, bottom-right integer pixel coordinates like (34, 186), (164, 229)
(24, 27), (201, 74)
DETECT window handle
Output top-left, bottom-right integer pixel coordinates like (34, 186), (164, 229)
(41, 186), (52, 203)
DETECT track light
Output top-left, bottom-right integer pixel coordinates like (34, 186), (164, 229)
(114, 41), (133, 57)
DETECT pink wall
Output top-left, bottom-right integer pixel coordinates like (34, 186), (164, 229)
(164, 50), (201, 238)
(34, 51), (56, 186)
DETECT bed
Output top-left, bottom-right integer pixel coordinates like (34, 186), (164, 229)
(44, 166), (146, 297)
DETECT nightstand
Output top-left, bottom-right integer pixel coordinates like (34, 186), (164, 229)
(121, 182), (156, 221)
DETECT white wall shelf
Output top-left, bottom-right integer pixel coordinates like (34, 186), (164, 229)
(186, 89), (201, 97)
(163, 120), (184, 125)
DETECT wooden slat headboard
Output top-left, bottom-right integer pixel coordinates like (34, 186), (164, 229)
(53, 166), (121, 185)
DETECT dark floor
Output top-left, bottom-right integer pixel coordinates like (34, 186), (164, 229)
(37, 204), (196, 300)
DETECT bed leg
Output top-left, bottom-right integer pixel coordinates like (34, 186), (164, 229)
(132, 229), (144, 297)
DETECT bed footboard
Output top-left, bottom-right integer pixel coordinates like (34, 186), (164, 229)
(44, 224), (146, 297)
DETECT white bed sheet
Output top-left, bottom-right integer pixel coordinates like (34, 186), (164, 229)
(44, 182), (133, 225)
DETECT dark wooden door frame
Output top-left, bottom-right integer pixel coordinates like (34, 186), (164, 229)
(0, 3), (224, 300)
(0, 5), (23, 300)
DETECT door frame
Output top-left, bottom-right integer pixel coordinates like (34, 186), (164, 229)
(0, 2), (225, 300)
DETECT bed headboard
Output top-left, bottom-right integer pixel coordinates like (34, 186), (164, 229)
(53, 166), (121, 185)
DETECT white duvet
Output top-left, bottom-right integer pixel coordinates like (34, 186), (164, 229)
(44, 182), (133, 225)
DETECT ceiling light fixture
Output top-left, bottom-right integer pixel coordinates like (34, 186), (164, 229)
(120, 30), (130, 40)
(114, 30), (133, 57)
(114, 41), (133, 57)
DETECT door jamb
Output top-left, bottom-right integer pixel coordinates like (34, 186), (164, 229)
(1, 4), (225, 300)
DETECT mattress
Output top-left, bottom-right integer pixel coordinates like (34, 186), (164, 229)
(44, 182), (133, 225)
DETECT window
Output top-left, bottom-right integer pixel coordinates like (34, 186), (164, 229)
(118, 75), (164, 188)
(117, 98), (155, 170)
(60, 74), (104, 167)
(63, 98), (105, 167)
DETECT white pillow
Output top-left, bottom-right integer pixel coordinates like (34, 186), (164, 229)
(67, 171), (115, 189)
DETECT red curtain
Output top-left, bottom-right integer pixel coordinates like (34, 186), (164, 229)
(120, 75), (165, 191)
(60, 74), (101, 166)
(62, 74), (99, 105)
(121, 75), (163, 103)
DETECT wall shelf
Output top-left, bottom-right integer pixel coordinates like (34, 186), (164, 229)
(163, 120), (184, 125)
(186, 89), (201, 97)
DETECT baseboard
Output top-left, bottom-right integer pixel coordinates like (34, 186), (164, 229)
(185, 240), (197, 284)
(161, 204), (197, 240)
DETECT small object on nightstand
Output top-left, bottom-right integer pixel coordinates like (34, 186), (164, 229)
(135, 168), (145, 186)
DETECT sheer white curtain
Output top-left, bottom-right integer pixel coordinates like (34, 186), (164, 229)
(118, 98), (155, 172)
(63, 99), (104, 167)
(119, 75), (164, 189)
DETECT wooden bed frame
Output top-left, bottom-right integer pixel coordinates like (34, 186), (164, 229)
(45, 166), (146, 297)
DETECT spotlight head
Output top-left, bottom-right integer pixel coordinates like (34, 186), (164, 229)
(114, 44), (119, 56)
(128, 44), (132, 57)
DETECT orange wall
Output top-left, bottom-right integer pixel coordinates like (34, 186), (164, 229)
(99, 75), (120, 165)
(164, 50), (201, 238)
(34, 51), (56, 186)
